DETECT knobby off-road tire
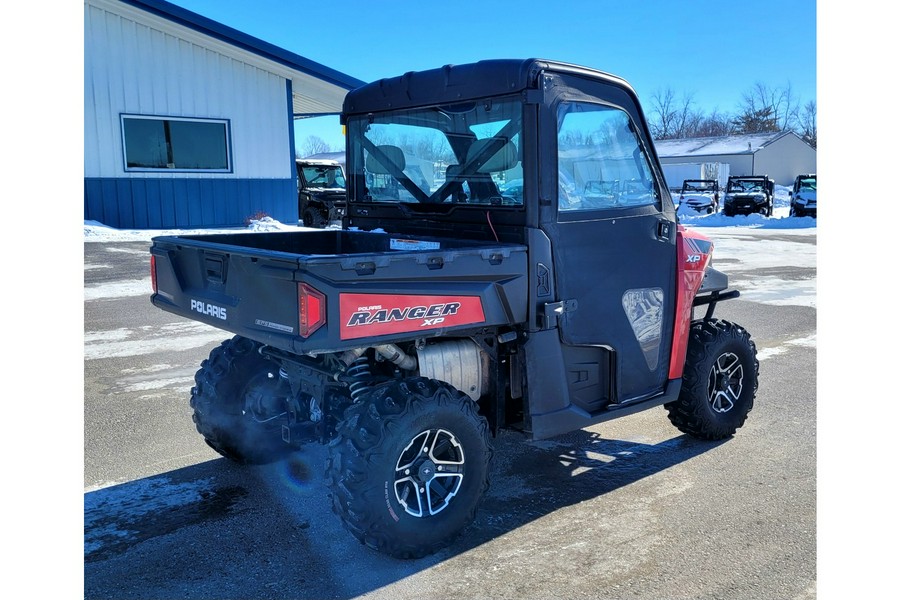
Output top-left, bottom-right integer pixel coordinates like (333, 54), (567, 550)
(327, 377), (493, 559)
(665, 319), (759, 440)
(302, 207), (327, 229)
(190, 336), (290, 464)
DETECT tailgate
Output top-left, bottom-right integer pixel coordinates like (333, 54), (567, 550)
(150, 233), (528, 354)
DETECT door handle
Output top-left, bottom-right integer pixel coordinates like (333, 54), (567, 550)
(656, 219), (673, 242)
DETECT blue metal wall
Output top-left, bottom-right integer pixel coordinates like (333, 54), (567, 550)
(84, 178), (297, 229)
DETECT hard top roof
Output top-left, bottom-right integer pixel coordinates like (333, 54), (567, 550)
(343, 58), (634, 115)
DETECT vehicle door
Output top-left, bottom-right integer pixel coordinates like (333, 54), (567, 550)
(542, 75), (678, 403)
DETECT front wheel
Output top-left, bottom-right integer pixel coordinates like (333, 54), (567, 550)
(302, 207), (327, 228)
(665, 319), (758, 440)
(327, 378), (492, 559)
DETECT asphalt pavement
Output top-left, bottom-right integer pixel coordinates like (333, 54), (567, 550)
(83, 231), (817, 600)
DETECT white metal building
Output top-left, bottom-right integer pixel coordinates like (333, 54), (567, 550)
(84, 0), (364, 229)
(654, 132), (816, 187)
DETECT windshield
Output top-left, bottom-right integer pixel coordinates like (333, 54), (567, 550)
(798, 177), (816, 192)
(728, 179), (764, 193)
(683, 181), (716, 193)
(300, 164), (345, 189)
(346, 97), (523, 205)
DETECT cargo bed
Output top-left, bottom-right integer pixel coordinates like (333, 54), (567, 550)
(150, 229), (528, 354)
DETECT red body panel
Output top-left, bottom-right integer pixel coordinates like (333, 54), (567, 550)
(668, 226), (713, 379)
(339, 293), (486, 340)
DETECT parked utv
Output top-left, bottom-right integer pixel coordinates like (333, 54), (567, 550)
(678, 179), (720, 214)
(789, 173), (817, 217)
(296, 158), (346, 228)
(723, 175), (774, 216)
(150, 59), (759, 559)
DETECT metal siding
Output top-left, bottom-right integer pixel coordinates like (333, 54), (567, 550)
(139, 179), (162, 228)
(159, 178), (177, 228)
(115, 178), (130, 227)
(185, 179), (202, 227)
(85, 1), (303, 228)
(130, 179), (150, 228)
(85, 2), (291, 179)
(85, 178), (296, 228)
(102, 179), (120, 225)
(754, 135), (817, 186)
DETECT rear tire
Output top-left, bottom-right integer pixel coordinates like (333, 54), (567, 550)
(190, 336), (291, 464)
(665, 319), (758, 440)
(327, 377), (492, 559)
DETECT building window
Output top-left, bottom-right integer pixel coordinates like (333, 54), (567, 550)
(121, 115), (231, 171)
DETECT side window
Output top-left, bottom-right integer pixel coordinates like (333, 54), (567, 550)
(557, 103), (659, 212)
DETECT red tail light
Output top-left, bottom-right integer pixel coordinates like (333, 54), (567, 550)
(150, 255), (158, 294)
(298, 283), (326, 337)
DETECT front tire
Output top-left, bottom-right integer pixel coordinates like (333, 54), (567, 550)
(327, 377), (492, 559)
(303, 207), (327, 228)
(665, 320), (758, 440)
(190, 336), (292, 464)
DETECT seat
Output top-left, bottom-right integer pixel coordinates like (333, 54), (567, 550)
(456, 138), (519, 203)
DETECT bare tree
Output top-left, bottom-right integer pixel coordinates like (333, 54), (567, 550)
(648, 87), (708, 139)
(648, 87), (677, 139)
(300, 135), (331, 157)
(797, 100), (817, 148)
(694, 110), (734, 138)
(734, 82), (801, 133)
(646, 81), (812, 142)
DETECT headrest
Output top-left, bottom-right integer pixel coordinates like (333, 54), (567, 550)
(366, 145), (406, 174)
(468, 138), (518, 173)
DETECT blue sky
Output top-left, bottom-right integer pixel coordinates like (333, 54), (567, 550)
(164, 0), (817, 152)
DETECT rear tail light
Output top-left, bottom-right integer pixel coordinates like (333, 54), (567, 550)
(150, 255), (158, 294)
(298, 283), (326, 337)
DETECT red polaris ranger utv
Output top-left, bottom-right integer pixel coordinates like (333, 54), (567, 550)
(149, 59), (758, 558)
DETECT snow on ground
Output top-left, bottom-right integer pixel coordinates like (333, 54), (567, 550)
(84, 187), (816, 312)
(84, 185), (813, 242)
(83, 215), (310, 242)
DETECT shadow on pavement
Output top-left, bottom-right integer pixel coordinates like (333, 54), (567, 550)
(84, 428), (723, 599)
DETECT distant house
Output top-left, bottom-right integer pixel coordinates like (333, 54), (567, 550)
(654, 132), (816, 187)
(84, 0), (365, 229)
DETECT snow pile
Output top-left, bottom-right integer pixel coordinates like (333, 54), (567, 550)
(84, 217), (314, 243)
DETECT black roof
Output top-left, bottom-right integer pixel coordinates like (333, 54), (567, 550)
(343, 58), (634, 115)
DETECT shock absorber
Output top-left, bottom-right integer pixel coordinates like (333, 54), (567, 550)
(346, 355), (371, 402)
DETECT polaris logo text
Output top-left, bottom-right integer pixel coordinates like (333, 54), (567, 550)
(191, 299), (227, 320)
(347, 302), (461, 328)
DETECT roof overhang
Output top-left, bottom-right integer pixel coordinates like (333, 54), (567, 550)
(114, 0), (366, 117)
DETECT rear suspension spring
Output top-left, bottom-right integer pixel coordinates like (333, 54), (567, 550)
(346, 356), (372, 402)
